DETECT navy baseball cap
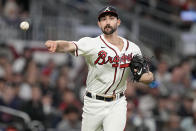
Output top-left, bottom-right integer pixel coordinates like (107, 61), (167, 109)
(98, 6), (119, 21)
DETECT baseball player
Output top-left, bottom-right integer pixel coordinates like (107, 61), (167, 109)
(45, 6), (153, 131)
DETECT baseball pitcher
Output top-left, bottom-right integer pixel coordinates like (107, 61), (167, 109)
(45, 6), (153, 131)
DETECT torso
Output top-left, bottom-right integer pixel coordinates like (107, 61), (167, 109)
(105, 37), (124, 52)
(74, 34), (141, 96)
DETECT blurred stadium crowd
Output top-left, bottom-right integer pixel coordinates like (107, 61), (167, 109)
(114, 0), (196, 28)
(0, 0), (196, 131)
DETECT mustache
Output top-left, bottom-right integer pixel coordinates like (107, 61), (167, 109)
(104, 25), (112, 29)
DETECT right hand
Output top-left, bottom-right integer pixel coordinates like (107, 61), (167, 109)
(45, 40), (57, 53)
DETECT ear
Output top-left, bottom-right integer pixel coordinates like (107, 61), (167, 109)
(117, 19), (121, 26)
(97, 21), (101, 28)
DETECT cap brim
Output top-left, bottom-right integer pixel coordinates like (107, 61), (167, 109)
(98, 11), (118, 20)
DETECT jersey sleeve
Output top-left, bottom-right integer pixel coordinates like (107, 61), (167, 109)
(72, 37), (94, 57)
(129, 41), (142, 56)
(133, 45), (142, 56)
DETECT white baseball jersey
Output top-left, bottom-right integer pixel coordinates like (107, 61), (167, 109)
(73, 34), (141, 96)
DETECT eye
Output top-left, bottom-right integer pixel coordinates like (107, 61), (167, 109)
(110, 17), (115, 20)
(101, 17), (106, 21)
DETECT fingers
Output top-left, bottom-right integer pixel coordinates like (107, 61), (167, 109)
(134, 69), (137, 72)
(45, 40), (57, 53)
(51, 42), (56, 53)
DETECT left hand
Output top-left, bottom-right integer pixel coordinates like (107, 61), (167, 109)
(129, 55), (150, 82)
(139, 71), (154, 84)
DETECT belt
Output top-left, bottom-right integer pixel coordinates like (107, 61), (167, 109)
(86, 91), (124, 102)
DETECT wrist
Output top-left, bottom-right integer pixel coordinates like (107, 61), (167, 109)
(148, 81), (159, 88)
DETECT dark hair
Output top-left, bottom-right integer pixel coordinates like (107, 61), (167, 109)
(98, 12), (118, 21)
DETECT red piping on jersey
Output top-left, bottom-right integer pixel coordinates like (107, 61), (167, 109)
(100, 36), (118, 94)
(105, 67), (117, 94)
(126, 40), (129, 51)
(72, 42), (78, 56)
(113, 68), (125, 94)
(113, 39), (130, 94)
(100, 36), (118, 55)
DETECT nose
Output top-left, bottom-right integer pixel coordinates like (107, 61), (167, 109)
(105, 18), (111, 24)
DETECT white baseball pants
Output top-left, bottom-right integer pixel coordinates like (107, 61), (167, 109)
(82, 95), (127, 131)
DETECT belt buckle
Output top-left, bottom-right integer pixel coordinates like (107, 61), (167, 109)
(112, 94), (116, 100)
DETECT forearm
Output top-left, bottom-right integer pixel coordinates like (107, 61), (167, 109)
(139, 71), (154, 84)
(55, 40), (76, 53)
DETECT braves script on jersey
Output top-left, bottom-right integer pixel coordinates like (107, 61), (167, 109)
(73, 34), (141, 95)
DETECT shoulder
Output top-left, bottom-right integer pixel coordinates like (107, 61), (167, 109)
(78, 37), (92, 41)
(128, 40), (140, 48)
(121, 38), (141, 51)
(119, 36), (138, 48)
(78, 36), (99, 43)
(125, 39), (142, 55)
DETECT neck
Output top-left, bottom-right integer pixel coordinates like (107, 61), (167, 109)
(103, 32), (119, 44)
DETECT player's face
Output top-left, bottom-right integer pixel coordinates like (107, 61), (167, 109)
(98, 14), (120, 35)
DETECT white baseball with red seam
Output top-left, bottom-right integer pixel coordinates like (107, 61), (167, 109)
(20, 21), (29, 30)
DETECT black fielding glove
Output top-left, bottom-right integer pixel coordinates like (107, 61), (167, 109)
(129, 55), (150, 82)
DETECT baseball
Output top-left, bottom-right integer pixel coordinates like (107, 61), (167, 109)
(20, 21), (29, 30)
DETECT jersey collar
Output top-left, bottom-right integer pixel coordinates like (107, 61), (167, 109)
(100, 34), (127, 54)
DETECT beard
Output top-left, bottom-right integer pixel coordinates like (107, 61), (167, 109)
(102, 24), (117, 35)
